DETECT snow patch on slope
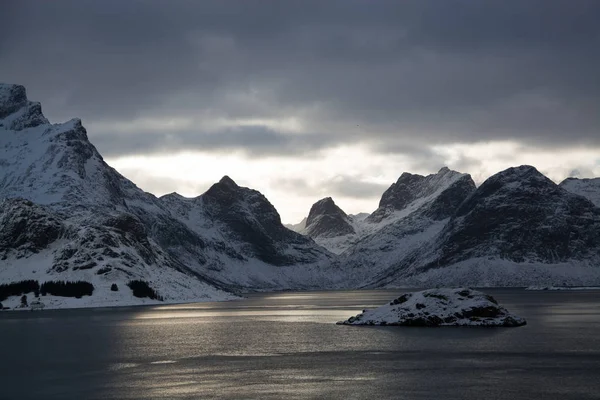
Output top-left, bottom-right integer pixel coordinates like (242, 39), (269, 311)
(560, 177), (600, 207)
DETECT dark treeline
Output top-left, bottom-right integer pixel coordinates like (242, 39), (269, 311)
(41, 281), (94, 298)
(127, 280), (163, 301)
(0, 280), (39, 301)
(0, 280), (95, 301)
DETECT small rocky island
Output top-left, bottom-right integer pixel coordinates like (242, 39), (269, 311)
(337, 288), (526, 327)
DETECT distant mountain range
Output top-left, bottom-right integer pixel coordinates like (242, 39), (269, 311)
(2, 83), (600, 308)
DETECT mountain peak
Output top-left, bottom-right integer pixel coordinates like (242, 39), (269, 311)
(218, 175), (238, 187)
(305, 197), (354, 238)
(314, 197), (334, 206)
(502, 165), (539, 176)
(368, 167), (474, 223)
(0, 84), (27, 116)
(0, 83), (48, 130)
(483, 165), (553, 189)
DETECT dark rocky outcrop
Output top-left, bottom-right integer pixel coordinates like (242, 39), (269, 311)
(0, 83), (48, 130)
(200, 176), (331, 266)
(427, 166), (600, 267)
(0, 198), (64, 257)
(304, 197), (355, 238)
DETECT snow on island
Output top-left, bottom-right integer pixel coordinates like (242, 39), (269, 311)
(337, 288), (526, 327)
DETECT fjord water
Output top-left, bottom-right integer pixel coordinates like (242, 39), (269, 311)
(1, 290), (600, 399)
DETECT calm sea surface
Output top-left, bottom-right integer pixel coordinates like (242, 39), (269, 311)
(1, 289), (600, 399)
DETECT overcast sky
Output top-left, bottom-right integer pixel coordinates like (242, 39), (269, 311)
(2, 0), (600, 222)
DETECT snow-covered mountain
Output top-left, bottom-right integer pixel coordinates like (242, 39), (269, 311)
(291, 165), (600, 287)
(366, 167), (476, 223)
(295, 197), (359, 254)
(158, 177), (336, 290)
(339, 167), (477, 284)
(293, 168), (476, 255)
(362, 166), (600, 287)
(3, 82), (600, 304)
(304, 197), (355, 238)
(560, 177), (600, 207)
(0, 83), (335, 308)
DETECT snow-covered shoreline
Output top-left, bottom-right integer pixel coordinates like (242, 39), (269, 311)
(0, 292), (242, 312)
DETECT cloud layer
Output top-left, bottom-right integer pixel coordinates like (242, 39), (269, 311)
(2, 0), (600, 221)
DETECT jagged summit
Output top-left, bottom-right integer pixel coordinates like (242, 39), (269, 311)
(306, 197), (340, 226)
(0, 83), (48, 130)
(368, 167), (474, 223)
(218, 175), (238, 187)
(0, 83), (28, 117)
(304, 197), (355, 238)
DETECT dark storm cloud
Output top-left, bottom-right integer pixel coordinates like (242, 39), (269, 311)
(91, 125), (336, 158)
(2, 0), (600, 157)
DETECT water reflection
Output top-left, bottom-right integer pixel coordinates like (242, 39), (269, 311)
(2, 289), (600, 399)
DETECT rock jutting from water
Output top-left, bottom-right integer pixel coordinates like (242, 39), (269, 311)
(337, 288), (526, 327)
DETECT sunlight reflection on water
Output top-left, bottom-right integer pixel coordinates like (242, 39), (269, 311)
(3, 289), (600, 400)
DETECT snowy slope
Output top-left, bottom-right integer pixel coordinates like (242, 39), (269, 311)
(338, 168), (476, 285)
(560, 177), (600, 207)
(0, 83), (337, 309)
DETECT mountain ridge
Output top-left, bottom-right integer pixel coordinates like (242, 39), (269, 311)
(2, 82), (600, 309)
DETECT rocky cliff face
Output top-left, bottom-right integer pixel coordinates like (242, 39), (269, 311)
(429, 166), (600, 266)
(339, 168), (476, 284)
(367, 167), (475, 223)
(304, 197), (355, 238)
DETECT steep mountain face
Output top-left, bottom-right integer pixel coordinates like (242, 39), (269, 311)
(366, 166), (600, 288)
(304, 197), (355, 238)
(0, 83), (335, 308)
(340, 168), (476, 284)
(367, 167), (476, 223)
(431, 166), (600, 267)
(295, 197), (357, 255)
(560, 177), (600, 207)
(0, 84), (49, 130)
